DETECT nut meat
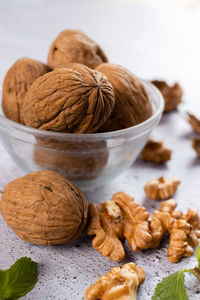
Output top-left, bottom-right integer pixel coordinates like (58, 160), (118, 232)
(96, 63), (152, 131)
(87, 192), (152, 262)
(0, 170), (88, 245)
(144, 176), (180, 200)
(22, 64), (115, 133)
(141, 138), (172, 164)
(2, 58), (50, 124)
(152, 80), (183, 112)
(84, 263), (145, 300)
(48, 30), (108, 69)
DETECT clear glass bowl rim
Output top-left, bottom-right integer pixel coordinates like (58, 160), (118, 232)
(0, 81), (164, 143)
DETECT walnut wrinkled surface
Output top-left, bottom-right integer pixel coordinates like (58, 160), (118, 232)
(0, 170), (88, 245)
(48, 30), (108, 69)
(187, 112), (200, 134)
(151, 80), (183, 112)
(2, 58), (50, 124)
(84, 262), (145, 300)
(144, 176), (180, 200)
(141, 138), (172, 164)
(87, 192), (152, 262)
(96, 63), (152, 132)
(22, 64), (115, 133)
(34, 137), (108, 181)
(191, 137), (200, 157)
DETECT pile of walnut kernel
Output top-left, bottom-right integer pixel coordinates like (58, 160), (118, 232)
(1, 29), (200, 299)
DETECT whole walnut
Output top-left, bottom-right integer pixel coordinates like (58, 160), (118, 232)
(22, 64), (115, 133)
(34, 137), (108, 181)
(2, 58), (50, 124)
(0, 170), (88, 245)
(47, 30), (108, 69)
(96, 63), (153, 132)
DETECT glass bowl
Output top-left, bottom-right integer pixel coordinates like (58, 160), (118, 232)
(0, 81), (164, 190)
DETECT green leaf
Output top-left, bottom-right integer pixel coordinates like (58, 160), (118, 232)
(152, 270), (188, 300)
(196, 246), (200, 270)
(0, 257), (38, 300)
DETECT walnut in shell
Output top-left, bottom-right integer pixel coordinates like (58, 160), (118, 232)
(141, 138), (172, 164)
(85, 263), (145, 300)
(95, 63), (153, 132)
(191, 137), (200, 157)
(0, 170), (88, 245)
(34, 137), (108, 181)
(47, 30), (108, 69)
(22, 64), (115, 133)
(151, 80), (183, 112)
(2, 58), (50, 124)
(144, 176), (180, 200)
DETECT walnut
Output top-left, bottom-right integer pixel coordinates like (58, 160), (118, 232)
(87, 192), (152, 262)
(0, 170), (88, 245)
(141, 138), (172, 164)
(95, 63), (153, 132)
(22, 64), (115, 133)
(2, 58), (50, 124)
(144, 176), (180, 200)
(187, 112), (200, 133)
(191, 137), (200, 157)
(150, 200), (200, 262)
(151, 80), (183, 112)
(34, 137), (108, 181)
(84, 262), (145, 300)
(47, 30), (108, 70)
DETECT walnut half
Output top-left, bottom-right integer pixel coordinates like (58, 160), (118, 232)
(84, 263), (145, 300)
(141, 138), (172, 164)
(144, 176), (180, 200)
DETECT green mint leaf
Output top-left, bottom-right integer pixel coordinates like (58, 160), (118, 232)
(0, 257), (38, 300)
(152, 270), (188, 300)
(196, 246), (200, 270)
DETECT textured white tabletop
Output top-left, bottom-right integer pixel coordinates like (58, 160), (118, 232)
(0, 1), (200, 299)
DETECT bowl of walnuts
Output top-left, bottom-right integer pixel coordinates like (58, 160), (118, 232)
(0, 30), (164, 190)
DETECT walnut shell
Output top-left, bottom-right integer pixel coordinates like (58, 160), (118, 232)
(34, 137), (108, 181)
(2, 58), (50, 124)
(0, 170), (88, 245)
(47, 30), (108, 69)
(22, 64), (115, 133)
(96, 63), (153, 132)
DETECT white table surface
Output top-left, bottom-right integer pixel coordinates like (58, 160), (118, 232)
(0, 1), (200, 299)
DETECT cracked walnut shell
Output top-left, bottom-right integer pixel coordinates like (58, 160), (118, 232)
(22, 64), (115, 133)
(191, 137), (200, 157)
(2, 58), (50, 124)
(144, 176), (180, 200)
(96, 63), (152, 132)
(85, 262), (145, 300)
(141, 138), (172, 164)
(151, 80), (183, 112)
(0, 170), (88, 245)
(187, 112), (200, 134)
(47, 30), (108, 69)
(87, 192), (152, 262)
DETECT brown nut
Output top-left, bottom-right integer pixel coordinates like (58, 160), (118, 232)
(141, 138), (172, 164)
(151, 80), (183, 112)
(47, 30), (108, 69)
(0, 170), (88, 245)
(96, 63), (153, 132)
(191, 137), (200, 157)
(85, 262), (145, 300)
(34, 137), (108, 181)
(187, 113), (200, 134)
(2, 58), (50, 124)
(22, 64), (115, 133)
(144, 176), (180, 200)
